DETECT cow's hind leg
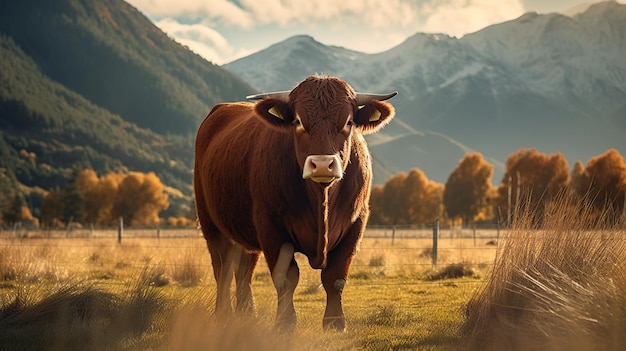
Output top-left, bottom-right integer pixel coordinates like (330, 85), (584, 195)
(269, 243), (300, 331)
(235, 250), (260, 314)
(206, 233), (239, 318)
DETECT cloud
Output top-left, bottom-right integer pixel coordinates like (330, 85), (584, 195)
(237, 0), (418, 28)
(129, 0), (528, 62)
(129, 0), (420, 28)
(153, 18), (251, 64)
(419, 0), (525, 36)
(127, 0), (255, 27)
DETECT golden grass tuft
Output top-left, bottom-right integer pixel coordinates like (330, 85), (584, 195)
(461, 193), (626, 350)
(428, 263), (474, 281)
(0, 280), (164, 350)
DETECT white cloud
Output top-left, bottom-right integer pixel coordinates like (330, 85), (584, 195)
(237, 0), (418, 28)
(126, 0), (255, 27)
(129, 0), (529, 62)
(419, 0), (525, 36)
(153, 18), (251, 64)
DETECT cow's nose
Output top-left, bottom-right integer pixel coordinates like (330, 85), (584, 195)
(302, 155), (343, 183)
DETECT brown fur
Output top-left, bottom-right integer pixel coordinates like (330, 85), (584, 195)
(194, 75), (395, 330)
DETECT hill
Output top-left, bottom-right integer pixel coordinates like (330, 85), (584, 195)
(225, 1), (626, 184)
(0, 0), (255, 215)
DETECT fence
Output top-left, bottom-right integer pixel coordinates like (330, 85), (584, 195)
(0, 219), (504, 268)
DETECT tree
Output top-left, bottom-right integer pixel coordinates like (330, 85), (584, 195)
(496, 149), (570, 226)
(570, 160), (584, 196)
(405, 168), (443, 224)
(576, 149), (626, 219)
(373, 168), (443, 225)
(40, 188), (65, 228)
(62, 166), (84, 227)
(77, 169), (124, 226)
(381, 172), (409, 225)
(368, 185), (386, 225)
(111, 172), (169, 226)
(443, 153), (494, 225)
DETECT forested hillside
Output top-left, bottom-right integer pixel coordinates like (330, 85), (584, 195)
(0, 0), (255, 220)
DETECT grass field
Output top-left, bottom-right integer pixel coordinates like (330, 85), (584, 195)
(2, 211), (625, 351)
(0, 228), (496, 350)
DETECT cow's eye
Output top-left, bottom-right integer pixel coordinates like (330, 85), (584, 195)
(293, 119), (301, 126)
(346, 120), (354, 127)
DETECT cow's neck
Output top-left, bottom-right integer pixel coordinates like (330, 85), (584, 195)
(304, 182), (331, 269)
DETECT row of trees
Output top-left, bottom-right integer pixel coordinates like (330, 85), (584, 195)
(3, 148), (625, 229)
(369, 148), (626, 227)
(38, 168), (170, 228)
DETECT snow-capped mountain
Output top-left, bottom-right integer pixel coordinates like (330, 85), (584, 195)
(225, 35), (365, 92)
(224, 1), (626, 185)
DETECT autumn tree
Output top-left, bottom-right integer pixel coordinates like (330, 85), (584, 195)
(381, 172), (409, 225)
(111, 172), (169, 226)
(77, 169), (124, 226)
(368, 185), (386, 225)
(496, 149), (570, 226)
(576, 149), (626, 219)
(443, 153), (494, 225)
(40, 188), (65, 228)
(62, 166), (84, 227)
(405, 168), (443, 224)
(570, 160), (585, 196)
(371, 168), (443, 225)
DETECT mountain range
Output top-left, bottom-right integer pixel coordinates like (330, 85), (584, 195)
(225, 1), (626, 184)
(0, 0), (624, 218)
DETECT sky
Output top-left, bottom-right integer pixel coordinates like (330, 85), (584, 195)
(126, 0), (624, 65)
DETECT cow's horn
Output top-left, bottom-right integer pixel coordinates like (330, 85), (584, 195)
(246, 91), (290, 103)
(355, 91), (398, 106)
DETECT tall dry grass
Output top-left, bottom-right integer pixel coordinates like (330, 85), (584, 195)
(461, 193), (626, 350)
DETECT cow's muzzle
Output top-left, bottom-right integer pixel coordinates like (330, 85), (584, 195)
(302, 155), (343, 184)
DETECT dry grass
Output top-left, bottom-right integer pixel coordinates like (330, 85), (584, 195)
(462, 194), (626, 350)
(0, 232), (489, 350)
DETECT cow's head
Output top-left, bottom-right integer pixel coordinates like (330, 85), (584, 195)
(249, 76), (396, 186)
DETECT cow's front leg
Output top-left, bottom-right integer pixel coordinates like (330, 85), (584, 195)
(321, 218), (364, 331)
(269, 242), (300, 331)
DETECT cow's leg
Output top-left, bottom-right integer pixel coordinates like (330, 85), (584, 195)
(320, 218), (364, 331)
(268, 242), (300, 331)
(235, 250), (260, 314)
(206, 233), (238, 318)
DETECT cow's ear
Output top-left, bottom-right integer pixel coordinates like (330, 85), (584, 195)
(254, 99), (294, 131)
(354, 100), (395, 135)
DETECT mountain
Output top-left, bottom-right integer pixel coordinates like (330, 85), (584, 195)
(0, 0), (255, 214)
(226, 35), (366, 92)
(224, 1), (626, 185)
(0, 0), (254, 136)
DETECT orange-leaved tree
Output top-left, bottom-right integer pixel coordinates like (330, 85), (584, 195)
(405, 168), (443, 224)
(77, 169), (125, 226)
(496, 148), (570, 226)
(111, 172), (169, 226)
(575, 149), (626, 221)
(370, 168), (443, 225)
(443, 153), (494, 225)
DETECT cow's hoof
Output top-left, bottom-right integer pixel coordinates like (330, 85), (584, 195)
(323, 317), (346, 332)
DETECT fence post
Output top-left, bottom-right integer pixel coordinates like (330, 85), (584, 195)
(391, 225), (395, 246)
(432, 218), (439, 266)
(118, 216), (123, 245)
(156, 224), (161, 240)
(473, 225), (476, 247)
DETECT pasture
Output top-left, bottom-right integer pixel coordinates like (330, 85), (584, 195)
(0, 227), (496, 350)
(2, 211), (625, 351)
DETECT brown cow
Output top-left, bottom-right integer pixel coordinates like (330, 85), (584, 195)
(194, 75), (396, 331)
